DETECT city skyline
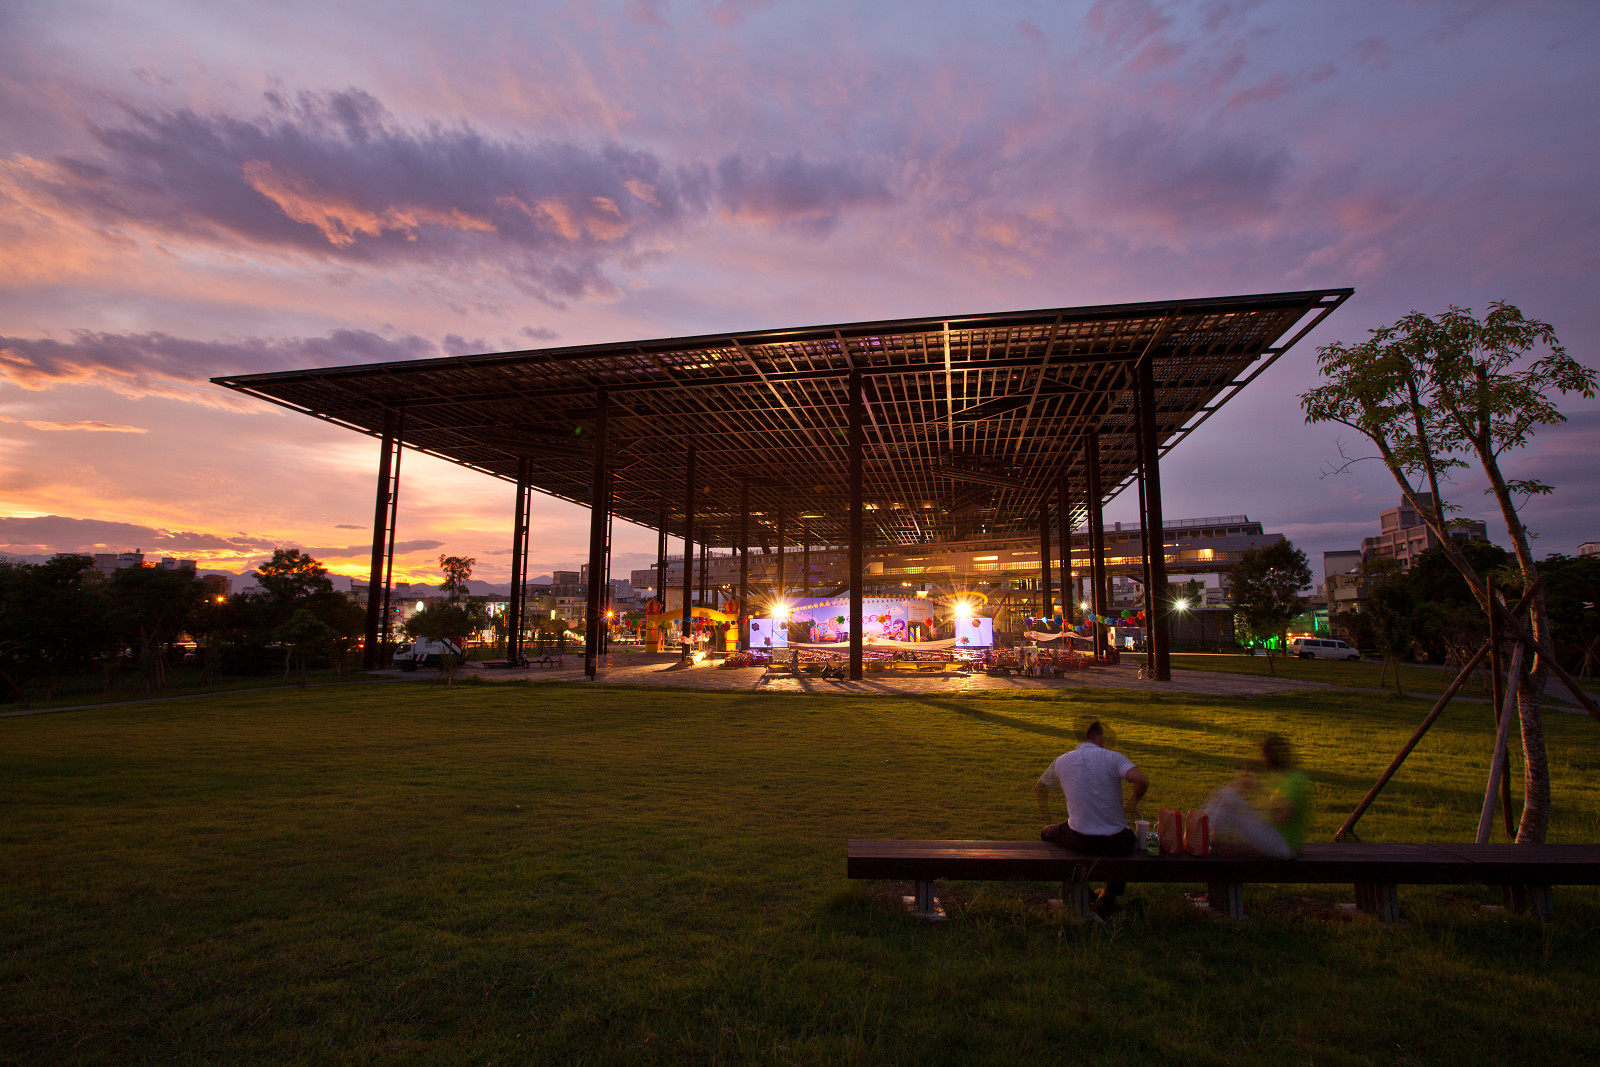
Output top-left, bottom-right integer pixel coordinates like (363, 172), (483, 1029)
(3, 1), (1597, 583)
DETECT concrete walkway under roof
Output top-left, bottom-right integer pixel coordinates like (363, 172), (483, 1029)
(438, 653), (1325, 697)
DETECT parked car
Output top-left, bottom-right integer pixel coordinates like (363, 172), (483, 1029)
(1288, 637), (1360, 661)
(393, 638), (461, 671)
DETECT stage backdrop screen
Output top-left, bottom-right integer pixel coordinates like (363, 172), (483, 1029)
(954, 617), (994, 648)
(745, 618), (788, 649)
(785, 596), (994, 644)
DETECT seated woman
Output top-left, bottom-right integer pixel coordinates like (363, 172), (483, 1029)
(1205, 734), (1311, 859)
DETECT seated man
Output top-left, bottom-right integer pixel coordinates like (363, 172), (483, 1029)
(1204, 734), (1311, 859)
(1034, 721), (1149, 909)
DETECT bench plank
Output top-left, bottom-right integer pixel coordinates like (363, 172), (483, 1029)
(847, 840), (1600, 887)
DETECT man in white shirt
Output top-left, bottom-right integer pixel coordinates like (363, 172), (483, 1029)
(1034, 721), (1149, 908)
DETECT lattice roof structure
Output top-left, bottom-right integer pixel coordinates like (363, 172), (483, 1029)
(213, 289), (1350, 549)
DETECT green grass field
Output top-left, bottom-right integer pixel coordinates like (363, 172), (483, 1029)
(1169, 651), (1600, 702)
(4, 681), (1599, 1064)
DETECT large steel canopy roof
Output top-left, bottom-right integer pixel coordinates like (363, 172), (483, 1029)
(213, 288), (1349, 549)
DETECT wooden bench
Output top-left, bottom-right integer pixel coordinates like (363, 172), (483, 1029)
(846, 839), (1600, 922)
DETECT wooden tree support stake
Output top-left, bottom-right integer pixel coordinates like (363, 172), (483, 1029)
(1477, 640), (1526, 844)
(1334, 639), (1490, 842)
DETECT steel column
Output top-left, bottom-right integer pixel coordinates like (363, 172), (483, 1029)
(1135, 390), (1156, 675)
(1059, 473), (1075, 627)
(740, 481), (750, 652)
(584, 390), (610, 680)
(362, 410), (398, 669)
(1137, 357), (1172, 681)
(682, 447), (695, 652)
(775, 509), (785, 607)
(506, 457), (530, 665)
(1039, 500), (1054, 623)
(848, 365), (864, 681)
(802, 524), (810, 597)
(379, 414), (404, 658)
(1085, 432), (1108, 659)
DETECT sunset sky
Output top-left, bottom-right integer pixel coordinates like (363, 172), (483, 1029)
(2, 0), (1596, 587)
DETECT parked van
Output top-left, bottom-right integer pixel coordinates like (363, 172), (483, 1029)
(393, 638), (461, 671)
(1287, 637), (1360, 661)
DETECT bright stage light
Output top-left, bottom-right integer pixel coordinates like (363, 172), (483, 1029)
(952, 600), (973, 619)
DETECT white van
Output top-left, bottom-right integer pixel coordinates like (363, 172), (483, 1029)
(1288, 637), (1360, 661)
(393, 638), (462, 671)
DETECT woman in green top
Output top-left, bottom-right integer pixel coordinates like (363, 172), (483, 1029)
(1205, 734), (1312, 859)
(1259, 734), (1311, 853)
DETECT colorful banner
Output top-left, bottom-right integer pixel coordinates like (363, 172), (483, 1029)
(746, 618), (788, 649)
(789, 596), (938, 644)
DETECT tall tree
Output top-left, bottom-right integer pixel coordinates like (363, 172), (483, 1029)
(275, 608), (338, 685)
(1301, 301), (1596, 842)
(438, 555), (476, 602)
(0, 556), (114, 703)
(109, 564), (204, 693)
(403, 601), (481, 687)
(1228, 541), (1312, 674)
(252, 549), (334, 606)
(1365, 576), (1417, 697)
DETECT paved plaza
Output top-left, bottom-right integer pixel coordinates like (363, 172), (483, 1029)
(436, 653), (1326, 698)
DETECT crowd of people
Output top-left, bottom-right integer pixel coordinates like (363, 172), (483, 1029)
(1033, 720), (1311, 913)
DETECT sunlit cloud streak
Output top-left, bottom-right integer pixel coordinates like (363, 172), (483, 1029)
(8, 88), (894, 304)
(0, 513), (444, 567)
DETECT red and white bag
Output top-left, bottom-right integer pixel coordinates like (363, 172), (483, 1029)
(1157, 808), (1185, 855)
(1183, 810), (1212, 856)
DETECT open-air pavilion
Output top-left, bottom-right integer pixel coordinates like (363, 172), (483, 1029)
(213, 288), (1351, 681)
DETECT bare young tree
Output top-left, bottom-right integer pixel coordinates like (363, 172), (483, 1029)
(1301, 301), (1596, 843)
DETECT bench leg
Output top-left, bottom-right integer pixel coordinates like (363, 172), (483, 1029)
(1207, 882), (1244, 920)
(1354, 882), (1401, 923)
(1506, 884), (1554, 921)
(1062, 882), (1094, 922)
(901, 879), (945, 921)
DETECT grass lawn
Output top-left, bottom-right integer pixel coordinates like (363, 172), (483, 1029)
(1169, 651), (1600, 702)
(3, 680), (1599, 1065)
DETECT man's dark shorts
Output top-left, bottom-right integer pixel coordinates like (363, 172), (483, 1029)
(1040, 823), (1136, 855)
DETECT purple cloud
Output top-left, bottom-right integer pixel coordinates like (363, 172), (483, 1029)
(1084, 120), (1291, 227)
(16, 88), (895, 303)
(0, 328), (437, 405)
(716, 153), (892, 235)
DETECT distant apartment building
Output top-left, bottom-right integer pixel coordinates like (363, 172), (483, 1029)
(1325, 495), (1494, 615)
(1323, 549), (1366, 614)
(91, 550), (144, 576)
(87, 550), (196, 577)
(1360, 494), (1488, 570)
(1580, 542), (1599, 558)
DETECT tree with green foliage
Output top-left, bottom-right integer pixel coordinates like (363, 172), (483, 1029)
(1228, 540), (1312, 674)
(1302, 301), (1596, 842)
(275, 608), (338, 685)
(0, 555), (116, 704)
(1365, 577), (1417, 697)
(1537, 553), (1600, 676)
(1408, 541), (1508, 672)
(437, 554), (476, 602)
(403, 600), (482, 686)
(109, 564), (205, 693)
(252, 549), (334, 606)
